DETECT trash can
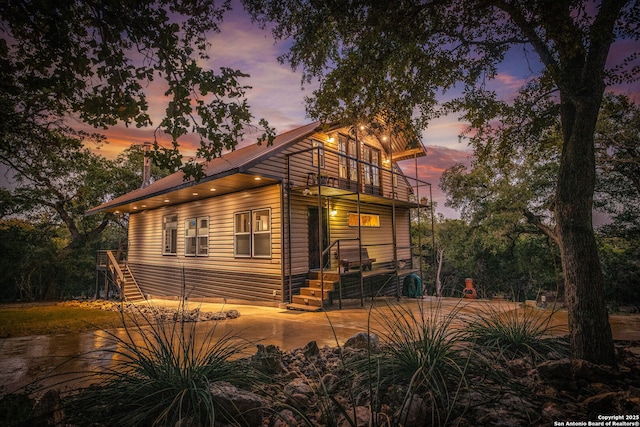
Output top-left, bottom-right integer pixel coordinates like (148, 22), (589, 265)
(402, 273), (423, 298)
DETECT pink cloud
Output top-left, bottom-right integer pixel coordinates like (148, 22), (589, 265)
(397, 145), (472, 218)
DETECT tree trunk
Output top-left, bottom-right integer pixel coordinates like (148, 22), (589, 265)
(556, 95), (617, 367)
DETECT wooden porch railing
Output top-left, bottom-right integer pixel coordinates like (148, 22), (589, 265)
(96, 250), (145, 301)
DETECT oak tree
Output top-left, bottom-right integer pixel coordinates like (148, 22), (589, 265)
(244, 0), (639, 366)
(0, 0), (274, 181)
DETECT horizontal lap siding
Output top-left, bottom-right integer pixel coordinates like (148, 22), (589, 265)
(127, 185), (283, 301)
(128, 263), (282, 302)
(328, 202), (412, 264)
(247, 132), (415, 276)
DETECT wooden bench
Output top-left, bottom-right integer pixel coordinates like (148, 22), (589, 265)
(339, 247), (376, 272)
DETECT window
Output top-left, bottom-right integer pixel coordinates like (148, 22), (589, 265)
(185, 216), (209, 256)
(311, 140), (325, 168)
(362, 144), (380, 187)
(235, 209), (271, 258)
(163, 214), (178, 255)
(252, 209), (271, 258)
(338, 136), (348, 179)
(348, 213), (381, 227)
(362, 145), (372, 185)
(371, 150), (380, 186)
(235, 211), (251, 257)
(348, 139), (358, 181)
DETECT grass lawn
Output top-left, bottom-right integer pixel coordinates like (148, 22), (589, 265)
(0, 304), (128, 338)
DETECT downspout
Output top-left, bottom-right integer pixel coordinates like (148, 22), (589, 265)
(317, 146), (324, 309)
(356, 126), (364, 307)
(414, 153), (422, 281)
(279, 182), (286, 304)
(391, 133), (399, 299)
(287, 155), (293, 304)
(430, 183), (436, 290)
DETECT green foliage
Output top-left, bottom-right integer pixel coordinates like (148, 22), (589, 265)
(367, 301), (482, 424)
(0, 138), (152, 300)
(65, 306), (259, 426)
(416, 218), (559, 300)
(594, 93), (640, 231)
(0, 304), (127, 337)
(0, 1), (274, 179)
(465, 305), (569, 363)
(598, 232), (640, 312)
(0, 219), (58, 301)
(245, 0), (637, 365)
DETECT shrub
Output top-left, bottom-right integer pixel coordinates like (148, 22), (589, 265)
(64, 304), (259, 426)
(363, 300), (483, 425)
(465, 303), (569, 362)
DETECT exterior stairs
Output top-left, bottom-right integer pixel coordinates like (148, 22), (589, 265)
(286, 270), (340, 312)
(119, 264), (146, 302)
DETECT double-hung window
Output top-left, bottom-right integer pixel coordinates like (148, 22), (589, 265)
(361, 144), (381, 188)
(338, 136), (348, 179)
(185, 217), (209, 256)
(163, 215), (178, 255)
(362, 145), (372, 185)
(311, 140), (325, 168)
(235, 209), (271, 258)
(348, 139), (358, 181)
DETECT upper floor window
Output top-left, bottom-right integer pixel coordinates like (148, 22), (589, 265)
(163, 214), (178, 255)
(185, 217), (209, 256)
(362, 144), (380, 187)
(311, 140), (325, 168)
(338, 136), (348, 179)
(348, 139), (358, 181)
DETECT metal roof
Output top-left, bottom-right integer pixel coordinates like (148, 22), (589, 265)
(86, 122), (321, 215)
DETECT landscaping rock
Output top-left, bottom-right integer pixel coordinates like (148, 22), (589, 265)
(32, 389), (64, 427)
(344, 332), (380, 351)
(336, 406), (370, 427)
(59, 300), (240, 323)
(208, 381), (265, 427)
(251, 344), (285, 374)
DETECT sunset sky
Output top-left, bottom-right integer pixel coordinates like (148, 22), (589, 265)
(90, 3), (639, 218)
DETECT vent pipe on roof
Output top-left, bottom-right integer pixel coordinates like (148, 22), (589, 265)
(141, 141), (152, 189)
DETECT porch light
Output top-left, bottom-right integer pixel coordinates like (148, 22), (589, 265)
(330, 202), (337, 216)
(327, 136), (335, 143)
(192, 192), (199, 196)
(210, 188), (216, 192)
(164, 199), (170, 203)
(254, 177), (262, 181)
(133, 206), (138, 210)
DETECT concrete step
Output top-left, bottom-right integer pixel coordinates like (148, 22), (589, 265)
(286, 303), (322, 312)
(291, 295), (325, 307)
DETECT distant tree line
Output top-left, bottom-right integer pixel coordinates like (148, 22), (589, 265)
(415, 93), (640, 312)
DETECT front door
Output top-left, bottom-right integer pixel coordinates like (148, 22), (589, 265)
(308, 207), (329, 269)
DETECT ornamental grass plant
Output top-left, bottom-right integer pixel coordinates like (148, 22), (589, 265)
(362, 299), (491, 426)
(64, 302), (260, 427)
(464, 303), (569, 363)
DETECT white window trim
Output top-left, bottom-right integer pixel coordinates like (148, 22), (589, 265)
(185, 216), (209, 257)
(234, 208), (272, 259)
(162, 214), (178, 256)
(234, 210), (251, 258)
(312, 140), (325, 168)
